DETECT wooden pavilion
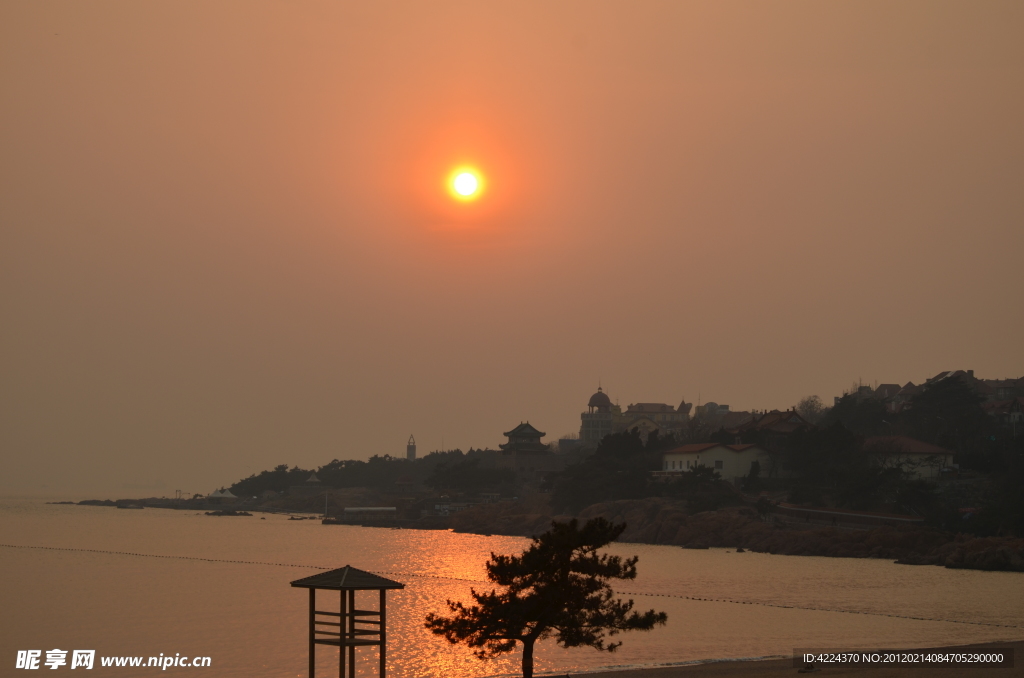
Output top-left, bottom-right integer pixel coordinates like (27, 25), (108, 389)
(291, 565), (404, 678)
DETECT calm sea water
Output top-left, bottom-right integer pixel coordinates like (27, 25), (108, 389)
(2, 497), (1022, 677)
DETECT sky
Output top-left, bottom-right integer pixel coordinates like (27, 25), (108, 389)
(2, 1), (1022, 496)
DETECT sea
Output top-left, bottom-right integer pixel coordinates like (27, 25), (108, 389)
(2, 497), (1021, 677)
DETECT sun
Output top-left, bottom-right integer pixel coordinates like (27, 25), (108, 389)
(454, 172), (478, 196)
(447, 166), (485, 201)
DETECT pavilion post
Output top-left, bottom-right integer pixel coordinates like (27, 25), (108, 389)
(348, 590), (356, 678)
(379, 589), (387, 678)
(309, 588), (315, 678)
(338, 590), (346, 678)
(291, 565), (403, 678)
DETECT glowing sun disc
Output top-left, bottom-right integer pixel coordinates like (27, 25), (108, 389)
(454, 172), (479, 196)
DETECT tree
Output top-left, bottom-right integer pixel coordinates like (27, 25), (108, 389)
(904, 376), (987, 457)
(424, 518), (667, 678)
(820, 394), (887, 436)
(426, 458), (513, 494)
(795, 395), (827, 424)
(547, 429), (662, 513)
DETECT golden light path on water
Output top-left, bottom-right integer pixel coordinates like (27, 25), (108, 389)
(2, 499), (1022, 678)
(3, 543), (1020, 631)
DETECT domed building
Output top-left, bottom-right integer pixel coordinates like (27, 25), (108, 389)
(588, 388), (613, 412)
(580, 387), (692, 444)
(580, 387), (620, 442)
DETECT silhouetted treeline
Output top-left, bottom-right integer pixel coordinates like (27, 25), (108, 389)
(229, 448), (515, 498)
(229, 375), (1023, 537)
(784, 423), (941, 517)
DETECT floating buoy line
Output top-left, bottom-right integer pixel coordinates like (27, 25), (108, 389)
(2, 543), (1020, 630)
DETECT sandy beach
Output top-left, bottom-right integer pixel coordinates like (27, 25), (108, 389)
(578, 641), (1024, 678)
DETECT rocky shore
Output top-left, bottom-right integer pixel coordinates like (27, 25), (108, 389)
(450, 497), (1024, 572)
(66, 493), (1024, 571)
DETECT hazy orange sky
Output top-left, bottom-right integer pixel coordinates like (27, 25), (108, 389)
(2, 1), (1022, 495)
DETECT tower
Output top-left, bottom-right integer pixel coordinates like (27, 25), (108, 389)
(581, 386), (618, 442)
(406, 435), (416, 461)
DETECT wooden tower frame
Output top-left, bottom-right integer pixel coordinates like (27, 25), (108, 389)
(291, 565), (404, 678)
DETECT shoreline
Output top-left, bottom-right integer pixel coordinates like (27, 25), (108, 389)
(566, 640), (1023, 677)
(38, 498), (1024, 572)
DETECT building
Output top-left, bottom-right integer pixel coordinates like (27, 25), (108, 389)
(736, 409), (810, 451)
(580, 388), (619, 443)
(982, 397), (1024, 428)
(863, 436), (954, 480)
(834, 382), (911, 412)
(497, 422), (560, 480)
(657, 443), (774, 485)
(984, 378), (1024, 401)
(832, 371), (1023, 416)
(892, 382), (921, 411)
(500, 422), (549, 453)
(288, 472), (325, 497)
(874, 371), (1023, 414)
(874, 383), (903, 400)
(406, 435), (417, 461)
(623, 402), (687, 427)
(923, 370), (1024, 402)
(693, 403), (755, 433)
(579, 387), (692, 443)
(206, 488), (237, 504)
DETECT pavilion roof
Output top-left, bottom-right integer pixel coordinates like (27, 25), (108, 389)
(290, 565), (405, 591)
(503, 422), (546, 438)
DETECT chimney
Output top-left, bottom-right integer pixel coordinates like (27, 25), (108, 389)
(967, 370), (974, 379)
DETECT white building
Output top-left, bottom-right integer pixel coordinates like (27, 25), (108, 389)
(658, 443), (773, 484)
(863, 436), (954, 480)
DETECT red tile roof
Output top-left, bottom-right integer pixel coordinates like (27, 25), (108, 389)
(665, 443), (718, 454)
(739, 409), (809, 433)
(712, 411), (755, 430)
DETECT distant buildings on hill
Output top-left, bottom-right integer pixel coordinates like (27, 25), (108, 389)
(580, 387), (693, 443)
(839, 370), (1024, 418)
(401, 369), (1020, 473)
(579, 370), (1021, 448)
(578, 386), (810, 447)
(655, 435), (956, 488)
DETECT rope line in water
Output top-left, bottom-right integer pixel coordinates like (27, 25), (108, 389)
(3, 543), (1020, 630)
